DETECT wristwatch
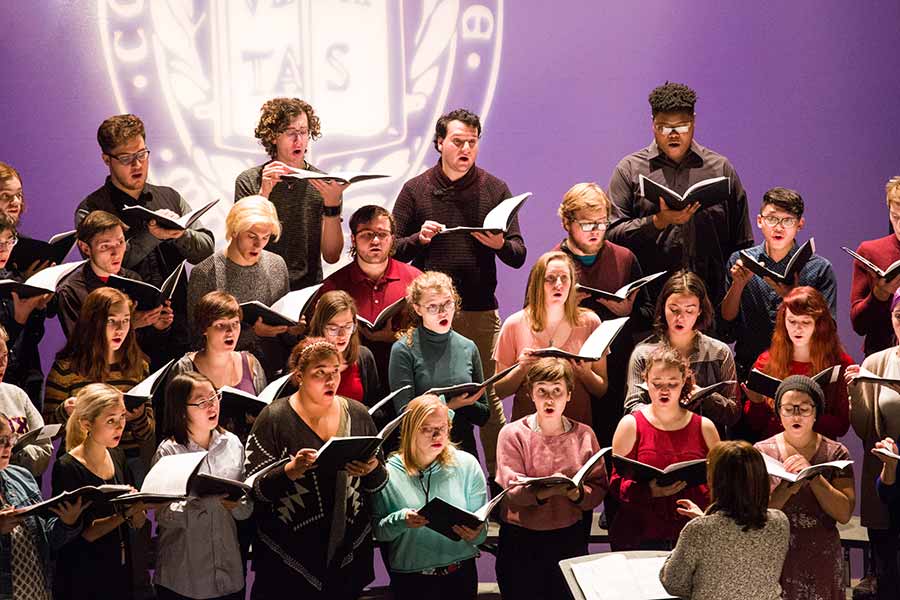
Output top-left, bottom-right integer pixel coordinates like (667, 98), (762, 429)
(322, 203), (342, 218)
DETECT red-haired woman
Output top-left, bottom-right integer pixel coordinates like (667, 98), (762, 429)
(742, 286), (856, 442)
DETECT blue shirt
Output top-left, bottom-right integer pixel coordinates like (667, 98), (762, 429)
(723, 242), (837, 375)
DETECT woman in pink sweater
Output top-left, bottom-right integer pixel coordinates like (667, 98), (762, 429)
(494, 357), (608, 600)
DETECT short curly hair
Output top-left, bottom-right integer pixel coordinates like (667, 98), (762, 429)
(97, 114), (146, 154)
(254, 98), (322, 159)
(433, 108), (481, 152)
(648, 82), (697, 116)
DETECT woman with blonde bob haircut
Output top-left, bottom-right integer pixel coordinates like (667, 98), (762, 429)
(187, 196), (293, 379)
(52, 384), (148, 600)
(660, 441), (790, 599)
(373, 394), (488, 600)
(493, 251), (608, 429)
(389, 271), (488, 459)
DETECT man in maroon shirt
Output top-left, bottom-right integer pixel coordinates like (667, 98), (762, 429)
(552, 183), (654, 446)
(320, 205), (421, 395)
(850, 176), (900, 356)
(392, 108), (528, 478)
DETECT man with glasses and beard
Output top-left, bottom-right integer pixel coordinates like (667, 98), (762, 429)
(606, 82), (753, 324)
(552, 182), (653, 446)
(319, 205), (422, 394)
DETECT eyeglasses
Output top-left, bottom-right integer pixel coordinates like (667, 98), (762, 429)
(779, 404), (815, 417)
(448, 137), (479, 149)
(419, 425), (449, 438)
(324, 322), (356, 337)
(0, 192), (23, 205)
(654, 123), (692, 135)
(106, 148), (150, 166)
(575, 221), (610, 232)
(760, 215), (799, 228)
(0, 435), (19, 449)
(210, 321), (240, 333)
(95, 239), (127, 253)
(282, 128), (310, 140)
(420, 300), (455, 315)
(187, 391), (221, 410)
(544, 274), (570, 286)
(106, 317), (131, 330)
(355, 230), (392, 243)
(0, 236), (18, 251)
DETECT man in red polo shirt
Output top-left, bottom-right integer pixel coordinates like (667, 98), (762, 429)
(320, 205), (421, 395)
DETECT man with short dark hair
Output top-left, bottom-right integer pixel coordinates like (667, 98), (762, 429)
(56, 210), (170, 340)
(75, 114), (213, 367)
(234, 97), (346, 290)
(721, 187), (837, 379)
(392, 107), (527, 478)
(607, 82), (753, 313)
(319, 205), (422, 393)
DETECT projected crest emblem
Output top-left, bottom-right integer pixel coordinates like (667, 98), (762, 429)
(99, 0), (503, 251)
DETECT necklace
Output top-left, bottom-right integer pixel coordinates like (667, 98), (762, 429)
(542, 317), (567, 347)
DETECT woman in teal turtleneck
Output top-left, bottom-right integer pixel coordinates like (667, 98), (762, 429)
(388, 271), (489, 460)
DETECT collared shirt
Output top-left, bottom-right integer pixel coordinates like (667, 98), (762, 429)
(607, 140), (753, 308)
(320, 258), (421, 325)
(153, 429), (251, 599)
(722, 242), (837, 374)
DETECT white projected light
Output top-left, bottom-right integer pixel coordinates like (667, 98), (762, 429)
(98, 0), (504, 271)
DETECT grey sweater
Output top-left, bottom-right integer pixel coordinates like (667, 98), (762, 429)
(186, 250), (291, 376)
(660, 509), (789, 600)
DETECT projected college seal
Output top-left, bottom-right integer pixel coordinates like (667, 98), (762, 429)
(98, 0), (504, 243)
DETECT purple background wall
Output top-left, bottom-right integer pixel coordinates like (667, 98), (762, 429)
(3, 0), (899, 587)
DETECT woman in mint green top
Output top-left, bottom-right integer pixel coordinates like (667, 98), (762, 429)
(372, 394), (487, 600)
(388, 271), (489, 459)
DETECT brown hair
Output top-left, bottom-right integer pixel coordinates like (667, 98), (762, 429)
(66, 383), (124, 451)
(77, 210), (128, 245)
(397, 394), (456, 475)
(402, 271), (460, 345)
(642, 346), (695, 406)
(524, 357), (574, 394)
(0, 162), (25, 219)
(348, 205), (395, 258)
(97, 114), (146, 154)
(433, 108), (481, 152)
(309, 291), (360, 365)
(194, 291), (242, 339)
(557, 182), (612, 223)
(287, 337), (340, 387)
(653, 270), (714, 337)
(254, 98), (322, 159)
(523, 251), (585, 332)
(706, 441), (770, 531)
(163, 372), (224, 446)
(0, 213), (17, 239)
(56, 287), (146, 382)
(767, 286), (845, 379)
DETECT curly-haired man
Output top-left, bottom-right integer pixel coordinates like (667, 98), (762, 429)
(606, 82), (753, 328)
(234, 98), (346, 291)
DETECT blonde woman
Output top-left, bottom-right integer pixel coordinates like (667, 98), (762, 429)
(186, 195), (293, 378)
(493, 251), (608, 429)
(51, 384), (147, 600)
(372, 394), (487, 600)
(388, 271), (488, 459)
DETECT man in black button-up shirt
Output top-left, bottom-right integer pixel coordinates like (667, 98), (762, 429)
(606, 83), (753, 321)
